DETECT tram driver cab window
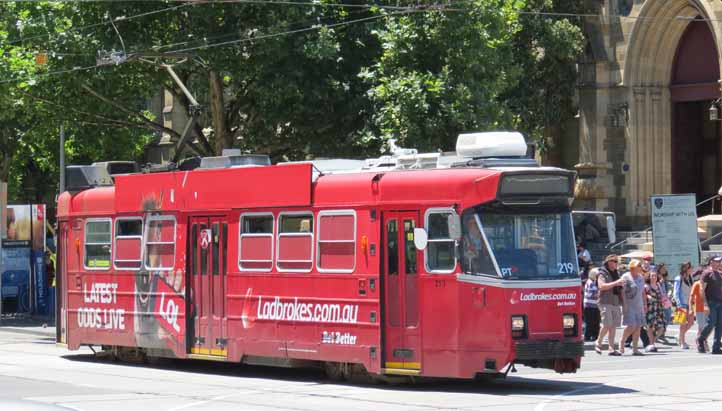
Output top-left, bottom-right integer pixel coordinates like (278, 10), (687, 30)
(461, 212), (496, 276)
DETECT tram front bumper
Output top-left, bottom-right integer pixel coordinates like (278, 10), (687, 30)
(513, 340), (584, 373)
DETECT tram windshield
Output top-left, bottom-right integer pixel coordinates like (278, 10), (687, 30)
(462, 211), (578, 280)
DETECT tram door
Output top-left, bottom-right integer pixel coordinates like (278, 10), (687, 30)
(189, 216), (228, 356)
(57, 223), (68, 344)
(382, 211), (421, 371)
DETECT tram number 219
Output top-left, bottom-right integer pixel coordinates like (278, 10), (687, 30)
(557, 262), (575, 274)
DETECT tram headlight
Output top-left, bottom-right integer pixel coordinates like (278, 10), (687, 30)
(563, 314), (577, 337)
(511, 315), (527, 339)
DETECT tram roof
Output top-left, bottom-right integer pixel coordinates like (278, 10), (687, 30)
(57, 163), (513, 217)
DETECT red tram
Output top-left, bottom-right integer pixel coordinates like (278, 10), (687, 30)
(56, 132), (585, 379)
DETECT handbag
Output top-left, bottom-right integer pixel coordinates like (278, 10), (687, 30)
(662, 294), (673, 309)
(672, 307), (687, 324)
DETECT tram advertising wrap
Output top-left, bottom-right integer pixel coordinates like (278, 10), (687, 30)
(58, 132), (589, 380)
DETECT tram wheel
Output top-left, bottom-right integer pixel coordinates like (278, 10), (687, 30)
(323, 362), (346, 381)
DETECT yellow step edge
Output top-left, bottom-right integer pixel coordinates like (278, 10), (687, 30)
(190, 347), (227, 357)
(384, 361), (420, 370)
(382, 368), (421, 376)
(188, 353), (228, 362)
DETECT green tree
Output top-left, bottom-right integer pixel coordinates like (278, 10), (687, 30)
(0, 1), (586, 207)
(503, 0), (586, 156)
(362, 0), (585, 154)
(361, 1), (525, 152)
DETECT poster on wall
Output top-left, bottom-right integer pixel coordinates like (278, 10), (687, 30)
(4, 205), (31, 248)
(2, 204), (47, 314)
(650, 194), (700, 269)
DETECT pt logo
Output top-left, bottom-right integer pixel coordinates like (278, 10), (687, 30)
(654, 198), (664, 209)
(200, 229), (212, 250)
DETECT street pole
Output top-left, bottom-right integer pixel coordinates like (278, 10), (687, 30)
(0, 181), (5, 322)
(59, 125), (65, 194)
(57, 125), (64, 325)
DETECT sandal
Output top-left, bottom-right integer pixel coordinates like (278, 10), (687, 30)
(632, 351), (644, 356)
(594, 344), (603, 355)
(608, 350), (622, 356)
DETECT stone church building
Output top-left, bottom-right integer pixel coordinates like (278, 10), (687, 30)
(576, 0), (722, 225)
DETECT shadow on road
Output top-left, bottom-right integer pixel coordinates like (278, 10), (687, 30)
(61, 352), (637, 397)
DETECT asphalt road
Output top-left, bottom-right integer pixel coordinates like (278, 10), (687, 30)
(0, 326), (720, 411)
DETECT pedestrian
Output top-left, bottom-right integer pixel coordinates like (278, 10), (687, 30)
(584, 268), (601, 341)
(674, 261), (694, 349)
(578, 241), (592, 284)
(644, 269), (666, 352)
(697, 256), (722, 354)
(619, 259), (647, 355)
(595, 254), (624, 356)
(690, 268), (709, 352)
(656, 263), (673, 343)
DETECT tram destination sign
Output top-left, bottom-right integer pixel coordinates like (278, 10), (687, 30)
(498, 171), (575, 198)
(650, 194), (700, 269)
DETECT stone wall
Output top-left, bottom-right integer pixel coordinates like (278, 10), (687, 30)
(573, 0), (722, 227)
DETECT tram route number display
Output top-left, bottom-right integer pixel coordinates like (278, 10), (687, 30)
(77, 282), (125, 330)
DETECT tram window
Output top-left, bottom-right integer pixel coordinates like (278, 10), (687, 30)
(387, 219), (400, 327)
(404, 220), (417, 274)
(404, 219), (419, 327)
(212, 223), (220, 275)
(425, 210), (457, 273)
(114, 218), (142, 270)
(144, 216), (176, 271)
(222, 223), (228, 275)
(200, 224), (208, 275)
(461, 212), (497, 276)
(317, 211), (355, 272)
(239, 214), (274, 271)
(191, 224), (198, 275)
(387, 220), (399, 276)
(277, 213), (313, 272)
(84, 219), (112, 270)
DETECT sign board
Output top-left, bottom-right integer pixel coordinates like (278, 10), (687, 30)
(650, 194), (699, 269)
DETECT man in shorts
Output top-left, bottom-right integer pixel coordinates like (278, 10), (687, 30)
(595, 254), (625, 355)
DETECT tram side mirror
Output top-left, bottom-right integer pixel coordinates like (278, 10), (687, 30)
(413, 228), (428, 250)
(448, 214), (462, 241)
(606, 215), (616, 244)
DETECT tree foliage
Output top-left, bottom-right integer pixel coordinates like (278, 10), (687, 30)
(0, 0), (585, 206)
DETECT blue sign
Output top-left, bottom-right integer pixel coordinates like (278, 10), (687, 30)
(33, 250), (48, 315)
(1, 247), (31, 313)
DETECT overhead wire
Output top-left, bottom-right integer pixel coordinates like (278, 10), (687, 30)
(0, 7), (420, 85)
(148, 6), (371, 51)
(1, 1), (197, 46)
(165, 9), (410, 53)
(0, 0), (716, 84)
(0, 63), (106, 85)
(36, 0), (722, 23)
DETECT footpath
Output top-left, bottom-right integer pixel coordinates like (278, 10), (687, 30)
(0, 313), (56, 337)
